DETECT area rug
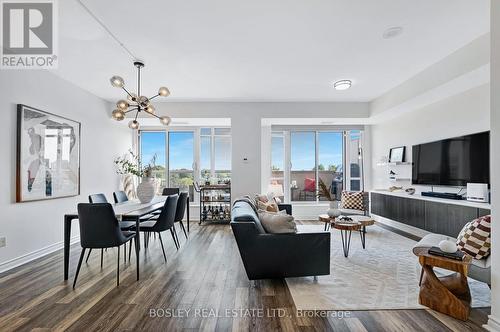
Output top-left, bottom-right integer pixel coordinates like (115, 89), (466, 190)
(285, 224), (491, 311)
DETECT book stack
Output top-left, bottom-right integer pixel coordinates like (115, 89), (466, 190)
(428, 246), (465, 261)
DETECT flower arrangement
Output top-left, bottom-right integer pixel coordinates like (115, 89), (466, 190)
(114, 150), (157, 178)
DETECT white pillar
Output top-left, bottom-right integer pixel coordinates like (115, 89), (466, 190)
(488, 1), (500, 330)
(231, 113), (261, 201)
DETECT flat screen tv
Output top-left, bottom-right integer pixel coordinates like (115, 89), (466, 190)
(412, 131), (489, 187)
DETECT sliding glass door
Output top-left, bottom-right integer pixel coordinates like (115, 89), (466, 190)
(168, 131), (194, 199)
(290, 132), (316, 201)
(139, 131), (167, 192)
(271, 129), (361, 203)
(318, 132), (344, 201)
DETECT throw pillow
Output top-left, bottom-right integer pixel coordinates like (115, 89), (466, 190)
(256, 200), (279, 213)
(255, 194), (269, 203)
(456, 215), (491, 259)
(340, 191), (365, 211)
(258, 210), (297, 234)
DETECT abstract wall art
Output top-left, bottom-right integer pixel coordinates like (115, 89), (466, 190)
(16, 104), (80, 202)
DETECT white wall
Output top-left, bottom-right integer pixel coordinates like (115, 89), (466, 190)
(0, 70), (132, 272)
(488, 1), (500, 330)
(369, 84), (490, 192)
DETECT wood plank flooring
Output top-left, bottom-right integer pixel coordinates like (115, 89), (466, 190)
(0, 222), (490, 331)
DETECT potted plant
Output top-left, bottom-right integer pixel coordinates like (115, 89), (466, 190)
(114, 150), (157, 203)
(317, 178), (341, 218)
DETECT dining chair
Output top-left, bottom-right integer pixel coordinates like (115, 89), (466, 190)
(113, 190), (129, 203)
(174, 192), (189, 240)
(87, 193), (136, 265)
(74, 203), (136, 288)
(152, 188), (180, 217)
(162, 188), (180, 196)
(139, 194), (179, 262)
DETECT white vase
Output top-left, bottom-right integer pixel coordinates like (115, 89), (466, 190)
(327, 201), (341, 218)
(137, 177), (155, 203)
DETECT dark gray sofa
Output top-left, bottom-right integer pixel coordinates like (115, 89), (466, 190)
(230, 200), (331, 280)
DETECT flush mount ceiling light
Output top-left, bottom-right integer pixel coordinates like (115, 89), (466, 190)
(383, 26), (403, 39)
(333, 80), (352, 91)
(110, 60), (171, 130)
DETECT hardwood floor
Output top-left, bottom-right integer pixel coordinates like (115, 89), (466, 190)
(0, 222), (490, 331)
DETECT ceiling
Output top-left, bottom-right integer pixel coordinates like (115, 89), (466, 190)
(55, 0), (490, 102)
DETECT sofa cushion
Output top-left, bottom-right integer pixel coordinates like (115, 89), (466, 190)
(258, 210), (297, 234)
(340, 191), (365, 210)
(232, 201), (266, 233)
(456, 215), (491, 260)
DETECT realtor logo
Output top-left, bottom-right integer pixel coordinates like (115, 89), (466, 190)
(1, 0), (58, 69)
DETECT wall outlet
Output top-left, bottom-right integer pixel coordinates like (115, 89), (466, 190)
(0, 237), (6, 248)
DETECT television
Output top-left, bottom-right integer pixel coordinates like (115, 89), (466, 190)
(412, 131), (490, 187)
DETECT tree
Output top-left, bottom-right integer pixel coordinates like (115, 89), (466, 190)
(318, 164), (325, 171)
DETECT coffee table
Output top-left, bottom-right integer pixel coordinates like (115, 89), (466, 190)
(413, 246), (472, 321)
(331, 219), (361, 257)
(319, 214), (375, 250)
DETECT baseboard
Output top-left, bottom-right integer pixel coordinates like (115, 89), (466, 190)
(0, 236), (80, 274)
(485, 315), (500, 332)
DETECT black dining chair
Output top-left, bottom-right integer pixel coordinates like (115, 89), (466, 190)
(162, 188), (180, 196)
(113, 191), (129, 203)
(151, 188), (180, 217)
(73, 203), (136, 288)
(87, 193), (136, 266)
(139, 194), (179, 262)
(174, 192), (189, 240)
(89, 193), (107, 203)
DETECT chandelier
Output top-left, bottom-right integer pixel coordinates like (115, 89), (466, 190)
(110, 60), (171, 129)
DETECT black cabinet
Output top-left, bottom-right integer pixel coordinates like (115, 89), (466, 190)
(370, 193), (490, 237)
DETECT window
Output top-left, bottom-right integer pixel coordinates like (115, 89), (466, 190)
(200, 128), (231, 184)
(168, 131), (194, 198)
(270, 132), (285, 200)
(318, 132), (344, 201)
(290, 132), (316, 201)
(271, 129), (362, 203)
(138, 127), (231, 203)
(139, 131), (167, 191)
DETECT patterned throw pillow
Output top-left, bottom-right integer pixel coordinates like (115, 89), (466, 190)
(340, 191), (365, 211)
(256, 200), (279, 213)
(456, 215), (491, 259)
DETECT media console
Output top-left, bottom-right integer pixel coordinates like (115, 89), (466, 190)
(370, 191), (490, 238)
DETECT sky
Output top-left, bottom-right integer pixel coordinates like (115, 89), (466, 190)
(273, 132), (343, 170)
(141, 131), (230, 170)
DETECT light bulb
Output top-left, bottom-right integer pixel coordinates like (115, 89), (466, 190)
(112, 109), (125, 121)
(145, 105), (155, 114)
(159, 116), (171, 126)
(127, 93), (138, 103)
(110, 76), (125, 88)
(158, 86), (170, 97)
(128, 120), (139, 129)
(138, 96), (150, 107)
(116, 100), (129, 110)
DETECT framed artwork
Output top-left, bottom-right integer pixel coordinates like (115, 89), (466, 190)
(389, 146), (406, 163)
(16, 104), (81, 202)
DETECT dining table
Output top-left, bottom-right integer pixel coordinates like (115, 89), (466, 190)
(63, 196), (190, 281)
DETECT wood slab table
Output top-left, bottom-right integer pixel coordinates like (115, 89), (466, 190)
(413, 246), (472, 321)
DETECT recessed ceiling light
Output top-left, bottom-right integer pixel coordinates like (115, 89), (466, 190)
(333, 80), (352, 91)
(383, 26), (403, 39)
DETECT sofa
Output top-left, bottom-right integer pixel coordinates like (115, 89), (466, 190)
(230, 200), (331, 280)
(413, 233), (491, 286)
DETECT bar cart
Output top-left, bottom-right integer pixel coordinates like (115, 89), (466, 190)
(198, 184), (231, 224)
